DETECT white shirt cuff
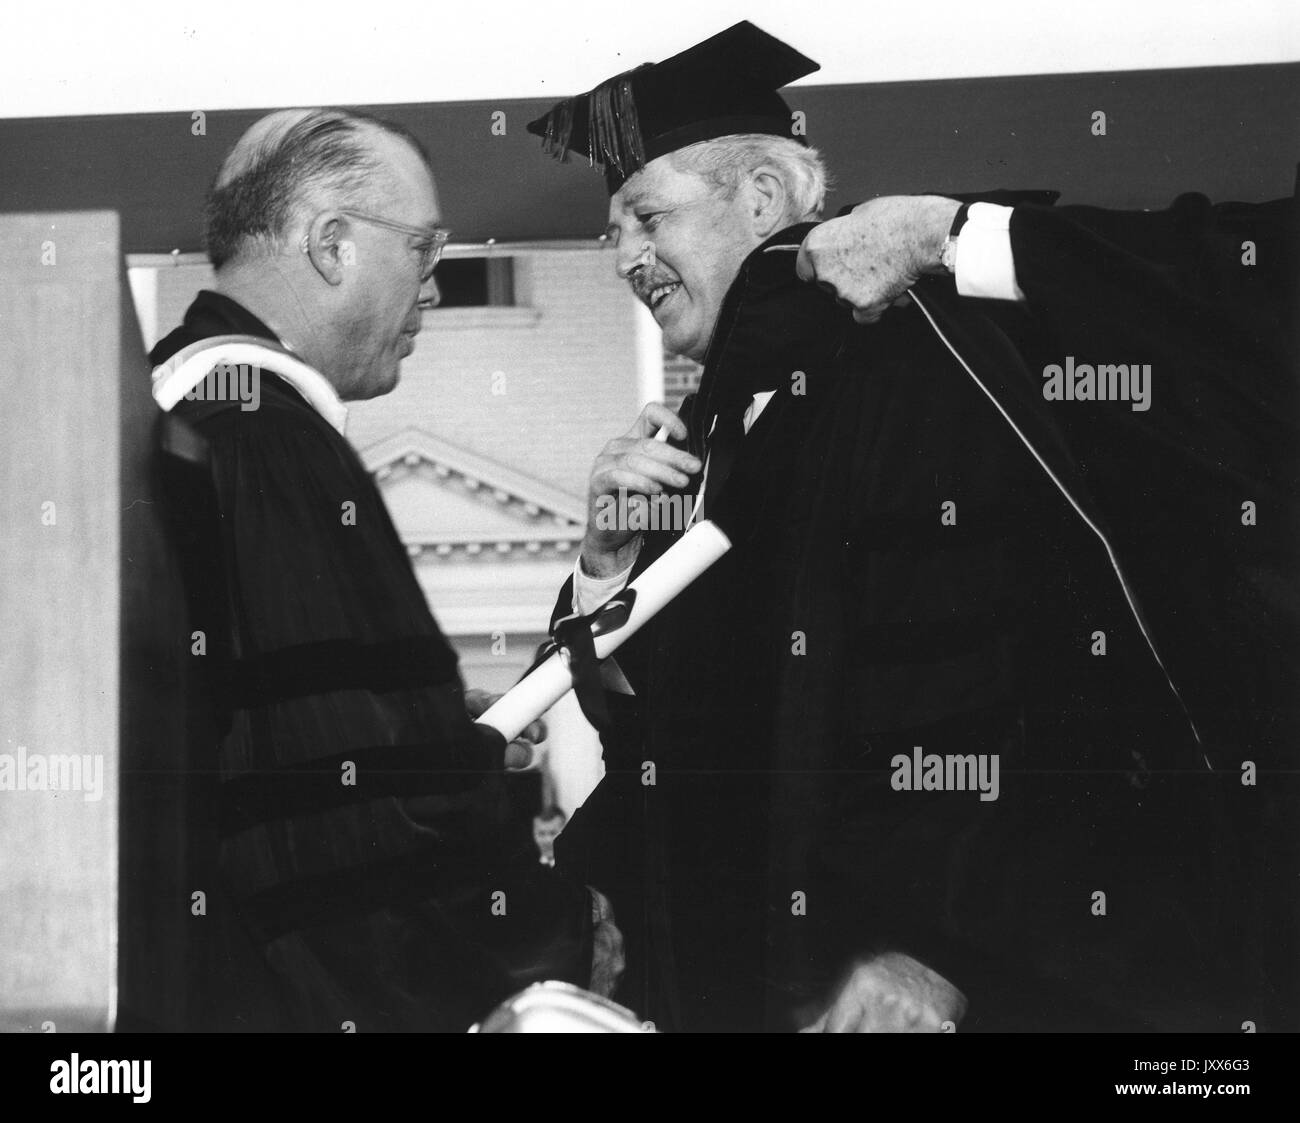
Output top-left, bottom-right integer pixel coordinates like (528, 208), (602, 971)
(572, 551), (637, 616)
(953, 202), (1025, 302)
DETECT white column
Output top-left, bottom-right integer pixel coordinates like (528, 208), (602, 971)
(632, 299), (664, 408)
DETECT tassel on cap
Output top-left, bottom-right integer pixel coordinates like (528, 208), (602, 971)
(527, 21), (820, 194)
(542, 68), (648, 181)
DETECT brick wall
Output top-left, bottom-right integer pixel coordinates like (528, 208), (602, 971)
(146, 248), (646, 503)
(663, 351), (703, 413)
(348, 247), (643, 501)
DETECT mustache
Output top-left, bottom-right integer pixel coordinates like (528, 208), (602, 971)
(629, 270), (681, 303)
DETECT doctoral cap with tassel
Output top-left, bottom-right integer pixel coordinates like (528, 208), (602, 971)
(526, 21), (819, 195)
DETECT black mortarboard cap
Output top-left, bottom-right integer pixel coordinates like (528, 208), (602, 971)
(526, 21), (819, 194)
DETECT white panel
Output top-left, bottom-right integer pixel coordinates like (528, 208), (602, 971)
(634, 300), (665, 409)
(126, 267), (158, 351)
(4, 2), (1295, 118)
(0, 213), (121, 1031)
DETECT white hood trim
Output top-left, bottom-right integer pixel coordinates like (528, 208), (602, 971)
(151, 334), (348, 435)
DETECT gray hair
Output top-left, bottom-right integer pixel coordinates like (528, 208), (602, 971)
(670, 134), (830, 222)
(204, 108), (432, 269)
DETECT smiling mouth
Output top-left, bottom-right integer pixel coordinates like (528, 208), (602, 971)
(647, 282), (681, 312)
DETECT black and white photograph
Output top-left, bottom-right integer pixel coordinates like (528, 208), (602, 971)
(0, 0), (1296, 1096)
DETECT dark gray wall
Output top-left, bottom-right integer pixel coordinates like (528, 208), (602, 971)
(1, 63), (1295, 253)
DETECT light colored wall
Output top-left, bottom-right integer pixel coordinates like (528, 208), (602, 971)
(142, 248), (645, 508)
(348, 247), (642, 502)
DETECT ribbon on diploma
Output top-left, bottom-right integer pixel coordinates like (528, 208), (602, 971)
(475, 520), (733, 743)
(530, 590), (638, 731)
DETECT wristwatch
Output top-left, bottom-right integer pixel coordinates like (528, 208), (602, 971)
(940, 202), (971, 275)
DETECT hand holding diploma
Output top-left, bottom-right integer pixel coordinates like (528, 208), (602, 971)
(464, 688), (547, 769)
(476, 519), (731, 742)
(476, 401), (716, 743)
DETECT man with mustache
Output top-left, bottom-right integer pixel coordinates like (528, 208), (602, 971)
(528, 22), (1290, 1032)
(149, 108), (597, 1030)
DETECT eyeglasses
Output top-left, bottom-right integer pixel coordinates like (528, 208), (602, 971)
(340, 209), (451, 281)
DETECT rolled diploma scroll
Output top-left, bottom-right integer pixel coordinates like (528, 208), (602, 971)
(475, 519), (732, 742)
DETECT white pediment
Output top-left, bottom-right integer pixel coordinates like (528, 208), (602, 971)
(360, 427), (586, 560)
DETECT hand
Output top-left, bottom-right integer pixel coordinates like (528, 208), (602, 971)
(796, 195), (961, 324)
(582, 403), (701, 578)
(588, 888), (626, 998)
(464, 688), (546, 770)
(799, 952), (967, 1033)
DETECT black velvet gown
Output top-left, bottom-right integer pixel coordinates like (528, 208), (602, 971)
(554, 191), (1298, 1032)
(151, 291), (591, 1031)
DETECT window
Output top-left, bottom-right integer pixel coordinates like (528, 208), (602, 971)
(433, 257), (515, 308)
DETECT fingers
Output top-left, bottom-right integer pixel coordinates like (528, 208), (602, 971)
(796, 220), (848, 292)
(850, 291), (915, 325)
(599, 466), (677, 499)
(796, 229), (845, 304)
(586, 409), (702, 557)
(463, 688), (498, 719)
(833, 991), (938, 1033)
(815, 959), (954, 1033)
(913, 1005), (946, 1032)
(594, 444), (700, 496)
(501, 740), (535, 770)
(626, 401), (687, 442)
(589, 887), (616, 924)
(602, 432), (701, 477)
(796, 203), (929, 325)
(794, 236), (818, 284)
(597, 403), (697, 502)
(622, 449), (697, 489)
(590, 919), (626, 997)
(823, 992), (864, 1034)
(868, 991), (937, 1033)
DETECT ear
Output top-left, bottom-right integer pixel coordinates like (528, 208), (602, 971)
(748, 167), (789, 239)
(302, 212), (353, 286)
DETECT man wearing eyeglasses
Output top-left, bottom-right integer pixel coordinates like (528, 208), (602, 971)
(147, 108), (599, 1031)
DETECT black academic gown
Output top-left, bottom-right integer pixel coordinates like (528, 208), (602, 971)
(553, 194), (1298, 1033)
(151, 291), (591, 1031)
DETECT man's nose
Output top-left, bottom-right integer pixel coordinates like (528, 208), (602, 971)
(615, 239), (655, 281)
(419, 274), (441, 311)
